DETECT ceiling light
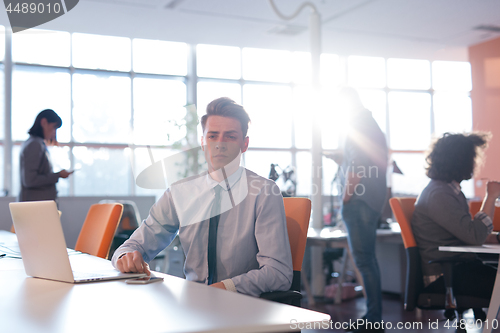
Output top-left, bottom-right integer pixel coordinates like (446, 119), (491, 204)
(474, 25), (500, 33)
(164, 0), (185, 10)
(267, 25), (307, 36)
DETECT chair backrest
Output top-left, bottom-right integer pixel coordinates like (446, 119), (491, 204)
(283, 197), (311, 272)
(389, 197), (422, 311)
(74, 203), (124, 259)
(99, 199), (141, 233)
(469, 200), (482, 217)
(469, 200), (500, 231)
(389, 197), (417, 249)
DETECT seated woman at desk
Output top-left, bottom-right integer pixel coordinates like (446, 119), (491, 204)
(412, 132), (500, 300)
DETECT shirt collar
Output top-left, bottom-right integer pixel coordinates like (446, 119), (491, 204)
(206, 166), (244, 192)
(448, 180), (461, 195)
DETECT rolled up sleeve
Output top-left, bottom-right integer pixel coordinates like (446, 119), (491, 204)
(474, 211), (493, 234)
(111, 190), (180, 267)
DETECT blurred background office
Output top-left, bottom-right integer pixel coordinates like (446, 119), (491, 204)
(0, 0), (498, 205)
(0, 1), (500, 314)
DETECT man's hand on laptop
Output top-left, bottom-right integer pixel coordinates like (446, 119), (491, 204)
(116, 251), (151, 276)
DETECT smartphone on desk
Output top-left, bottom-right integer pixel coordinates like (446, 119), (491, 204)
(126, 276), (164, 284)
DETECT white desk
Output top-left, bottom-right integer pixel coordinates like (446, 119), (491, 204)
(0, 230), (330, 333)
(439, 244), (500, 333)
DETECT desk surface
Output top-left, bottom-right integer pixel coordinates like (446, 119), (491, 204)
(307, 224), (401, 241)
(0, 231), (330, 333)
(439, 244), (500, 253)
(439, 244), (500, 254)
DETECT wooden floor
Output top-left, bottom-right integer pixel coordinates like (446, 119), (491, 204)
(300, 293), (500, 332)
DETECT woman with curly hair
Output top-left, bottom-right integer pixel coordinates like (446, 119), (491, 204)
(412, 132), (500, 302)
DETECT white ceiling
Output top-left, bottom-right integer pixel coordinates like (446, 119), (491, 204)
(1, 0), (500, 61)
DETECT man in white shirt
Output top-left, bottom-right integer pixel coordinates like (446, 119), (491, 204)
(112, 97), (293, 296)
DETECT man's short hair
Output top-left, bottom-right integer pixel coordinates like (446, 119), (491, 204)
(201, 97), (251, 137)
(426, 132), (490, 183)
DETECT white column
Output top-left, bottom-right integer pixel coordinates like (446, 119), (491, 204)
(4, 29), (12, 196)
(309, 10), (325, 297)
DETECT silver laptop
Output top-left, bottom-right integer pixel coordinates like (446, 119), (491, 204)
(9, 200), (147, 283)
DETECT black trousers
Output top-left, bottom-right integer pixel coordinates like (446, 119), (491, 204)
(425, 260), (497, 299)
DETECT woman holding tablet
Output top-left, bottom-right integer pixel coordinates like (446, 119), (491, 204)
(19, 109), (72, 202)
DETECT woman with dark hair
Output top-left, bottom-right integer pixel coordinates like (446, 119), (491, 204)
(412, 132), (500, 303)
(19, 109), (72, 202)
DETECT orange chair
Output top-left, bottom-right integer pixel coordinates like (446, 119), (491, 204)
(390, 197), (489, 326)
(469, 200), (482, 217)
(390, 197), (417, 250)
(99, 200), (141, 259)
(74, 203), (124, 259)
(260, 197), (311, 307)
(469, 200), (500, 231)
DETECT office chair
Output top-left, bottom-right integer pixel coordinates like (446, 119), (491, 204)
(469, 201), (482, 219)
(390, 197), (489, 332)
(260, 197), (311, 307)
(74, 203), (124, 259)
(99, 200), (141, 259)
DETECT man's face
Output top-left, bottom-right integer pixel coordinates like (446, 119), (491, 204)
(201, 115), (249, 173)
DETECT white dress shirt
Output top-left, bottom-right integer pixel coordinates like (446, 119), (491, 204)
(112, 167), (293, 296)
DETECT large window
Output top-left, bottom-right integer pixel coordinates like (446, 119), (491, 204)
(243, 84), (293, 148)
(13, 29), (70, 67)
(72, 73), (131, 144)
(133, 39), (187, 76)
(73, 147), (130, 196)
(242, 48), (292, 83)
(197, 44), (240, 79)
(387, 59), (472, 197)
(388, 91), (432, 150)
(8, 29), (188, 198)
(12, 66), (71, 142)
(72, 33), (131, 71)
(2, 28), (475, 200)
(133, 78), (187, 146)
